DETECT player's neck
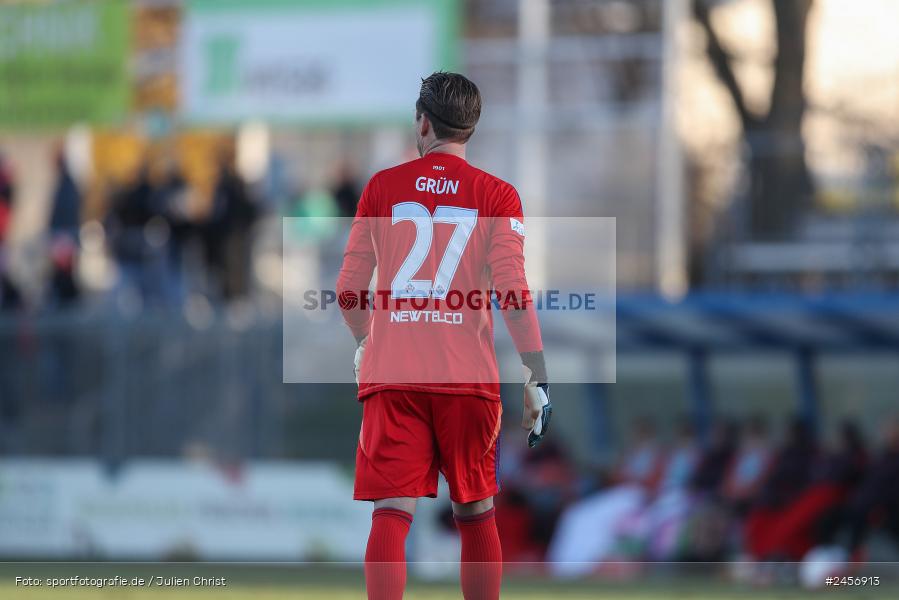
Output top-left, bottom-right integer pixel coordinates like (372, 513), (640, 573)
(422, 140), (466, 160)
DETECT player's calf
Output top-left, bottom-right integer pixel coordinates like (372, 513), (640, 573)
(365, 502), (415, 600)
(454, 498), (502, 600)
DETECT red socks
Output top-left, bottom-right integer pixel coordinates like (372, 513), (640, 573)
(364, 506), (502, 600)
(365, 508), (413, 600)
(455, 508), (503, 600)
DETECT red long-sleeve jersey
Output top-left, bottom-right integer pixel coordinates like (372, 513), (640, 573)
(336, 152), (542, 401)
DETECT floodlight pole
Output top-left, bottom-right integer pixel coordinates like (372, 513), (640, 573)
(656, 0), (689, 300)
(517, 0), (549, 289)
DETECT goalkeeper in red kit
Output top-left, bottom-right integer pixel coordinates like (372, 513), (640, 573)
(337, 72), (550, 600)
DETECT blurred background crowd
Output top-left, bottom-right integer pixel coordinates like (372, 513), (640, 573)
(1, 0), (898, 584)
(494, 413), (899, 578)
(0, 135), (364, 312)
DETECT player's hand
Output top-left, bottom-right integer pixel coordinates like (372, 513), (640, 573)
(522, 366), (551, 448)
(354, 336), (367, 385)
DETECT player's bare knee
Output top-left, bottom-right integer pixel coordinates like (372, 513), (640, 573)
(373, 497), (418, 516)
(452, 497), (494, 517)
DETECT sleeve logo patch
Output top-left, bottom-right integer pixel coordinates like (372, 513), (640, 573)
(510, 217), (526, 236)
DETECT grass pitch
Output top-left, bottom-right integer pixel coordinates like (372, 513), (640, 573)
(2, 565), (896, 600)
(2, 582), (896, 599)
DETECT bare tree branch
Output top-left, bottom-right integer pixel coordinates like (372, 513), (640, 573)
(692, 0), (760, 131)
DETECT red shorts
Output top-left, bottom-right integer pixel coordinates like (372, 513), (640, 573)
(354, 390), (502, 504)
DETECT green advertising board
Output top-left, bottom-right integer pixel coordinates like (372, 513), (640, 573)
(0, 0), (130, 129)
(182, 0), (459, 125)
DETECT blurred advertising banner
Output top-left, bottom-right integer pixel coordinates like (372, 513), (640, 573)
(0, 0), (130, 128)
(181, 0), (459, 125)
(0, 460), (370, 560)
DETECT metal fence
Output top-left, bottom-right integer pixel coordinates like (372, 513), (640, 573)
(0, 313), (362, 462)
(4, 295), (899, 465)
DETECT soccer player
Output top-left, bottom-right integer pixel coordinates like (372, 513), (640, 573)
(337, 72), (551, 600)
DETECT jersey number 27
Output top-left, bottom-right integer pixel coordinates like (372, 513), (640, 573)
(391, 202), (477, 300)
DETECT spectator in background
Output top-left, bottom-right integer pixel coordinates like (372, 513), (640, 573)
(284, 183), (343, 276)
(49, 148), (80, 240)
(817, 417), (899, 561)
(47, 148), (81, 307)
(690, 420), (740, 494)
(495, 416), (579, 564)
(0, 154), (21, 430)
(332, 161), (362, 218)
(107, 161), (158, 303)
(0, 152), (21, 310)
(671, 419), (742, 561)
(288, 187), (338, 222)
(547, 417), (664, 577)
(681, 415), (774, 561)
(205, 147), (258, 300)
(612, 416), (666, 489)
(622, 417), (704, 561)
(502, 439), (579, 558)
(721, 415), (774, 513)
(754, 419), (869, 561)
(744, 417), (819, 560)
(154, 157), (191, 305)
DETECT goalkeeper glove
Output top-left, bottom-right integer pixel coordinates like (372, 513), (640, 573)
(523, 380), (551, 448)
(521, 351), (551, 448)
(353, 336), (367, 385)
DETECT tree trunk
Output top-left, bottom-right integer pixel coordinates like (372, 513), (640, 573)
(694, 0), (816, 240)
(747, 0), (814, 239)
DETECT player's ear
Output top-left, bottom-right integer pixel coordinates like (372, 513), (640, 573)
(417, 112), (430, 138)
